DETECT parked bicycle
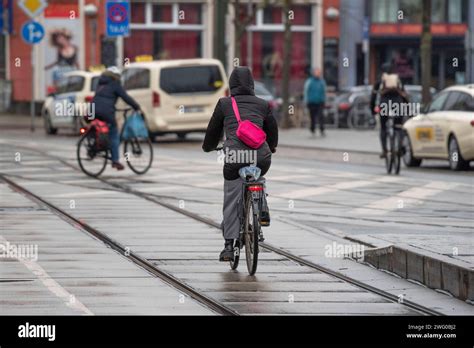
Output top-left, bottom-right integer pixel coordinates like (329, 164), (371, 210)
(77, 108), (153, 177)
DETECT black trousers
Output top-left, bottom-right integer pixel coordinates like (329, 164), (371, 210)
(307, 103), (324, 133)
(379, 115), (404, 153)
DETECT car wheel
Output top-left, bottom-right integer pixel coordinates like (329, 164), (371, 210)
(43, 111), (58, 135)
(402, 132), (422, 167)
(448, 136), (469, 171)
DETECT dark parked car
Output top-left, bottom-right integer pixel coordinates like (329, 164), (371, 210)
(254, 81), (282, 120)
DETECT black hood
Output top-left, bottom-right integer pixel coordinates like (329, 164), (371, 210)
(98, 71), (120, 85)
(229, 67), (255, 96)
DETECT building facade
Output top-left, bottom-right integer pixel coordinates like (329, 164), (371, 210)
(339, 0), (472, 90)
(2, 0), (327, 105)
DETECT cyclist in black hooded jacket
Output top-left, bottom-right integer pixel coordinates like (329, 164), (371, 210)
(203, 66), (278, 261)
(92, 66), (140, 170)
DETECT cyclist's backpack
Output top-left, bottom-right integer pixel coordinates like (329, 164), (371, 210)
(231, 97), (266, 149)
(92, 120), (110, 150)
(381, 73), (400, 93)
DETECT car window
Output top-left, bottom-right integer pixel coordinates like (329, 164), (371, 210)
(66, 76), (85, 93)
(55, 77), (69, 94)
(451, 92), (472, 111)
(90, 77), (100, 92)
(428, 92), (449, 113)
(254, 83), (272, 97)
(160, 65), (223, 94)
(122, 68), (150, 90)
(442, 92), (461, 111)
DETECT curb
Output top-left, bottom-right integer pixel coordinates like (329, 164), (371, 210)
(359, 245), (473, 302)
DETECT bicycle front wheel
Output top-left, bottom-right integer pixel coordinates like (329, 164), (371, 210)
(77, 131), (108, 177)
(124, 137), (153, 174)
(244, 193), (260, 275)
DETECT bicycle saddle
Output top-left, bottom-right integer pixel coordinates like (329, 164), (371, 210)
(239, 166), (261, 182)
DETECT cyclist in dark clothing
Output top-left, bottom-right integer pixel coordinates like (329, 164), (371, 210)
(203, 66), (278, 261)
(92, 66), (141, 170)
(370, 63), (408, 158)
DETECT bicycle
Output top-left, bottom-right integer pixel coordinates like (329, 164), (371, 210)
(223, 160), (266, 276)
(385, 116), (403, 175)
(77, 108), (153, 177)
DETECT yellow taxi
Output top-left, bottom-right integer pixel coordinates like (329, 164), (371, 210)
(402, 85), (474, 170)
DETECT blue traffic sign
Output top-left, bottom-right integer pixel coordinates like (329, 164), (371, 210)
(106, 1), (130, 37)
(21, 21), (45, 45)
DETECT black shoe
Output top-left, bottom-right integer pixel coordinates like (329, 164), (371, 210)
(320, 130), (326, 137)
(219, 239), (234, 262)
(260, 195), (270, 227)
(379, 151), (387, 159)
(112, 162), (125, 170)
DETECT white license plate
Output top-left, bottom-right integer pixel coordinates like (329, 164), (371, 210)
(183, 106), (204, 113)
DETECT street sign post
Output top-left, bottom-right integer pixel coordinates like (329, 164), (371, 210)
(363, 17), (370, 86)
(19, 0), (48, 132)
(106, 1), (130, 37)
(21, 17), (46, 132)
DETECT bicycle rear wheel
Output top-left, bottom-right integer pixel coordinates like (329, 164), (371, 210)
(385, 142), (393, 174)
(124, 137), (153, 174)
(393, 132), (401, 175)
(77, 130), (108, 177)
(244, 193), (259, 275)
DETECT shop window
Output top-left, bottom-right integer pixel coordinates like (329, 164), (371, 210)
(291, 5), (312, 25)
(125, 29), (201, 61)
(241, 31), (311, 97)
(399, 0), (422, 23)
(323, 39), (338, 88)
(371, 0), (397, 23)
(238, 4), (257, 25)
(152, 4), (173, 23)
(131, 2), (145, 24)
(432, 0), (466, 23)
(448, 0), (466, 23)
(179, 4), (202, 24)
(122, 68), (150, 90)
(154, 31), (202, 59)
(263, 7), (282, 24)
(431, 0), (446, 23)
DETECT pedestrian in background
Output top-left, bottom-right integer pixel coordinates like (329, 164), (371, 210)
(303, 67), (326, 137)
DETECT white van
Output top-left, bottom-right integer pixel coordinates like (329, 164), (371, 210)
(121, 59), (228, 139)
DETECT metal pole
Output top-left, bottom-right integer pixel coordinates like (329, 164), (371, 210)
(30, 47), (35, 132)
(246, 1), (253, 69)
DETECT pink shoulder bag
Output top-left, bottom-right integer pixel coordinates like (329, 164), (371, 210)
(231, 97), (266, 149)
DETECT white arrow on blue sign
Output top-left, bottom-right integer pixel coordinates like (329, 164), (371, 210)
(21, 21), (45, 45)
